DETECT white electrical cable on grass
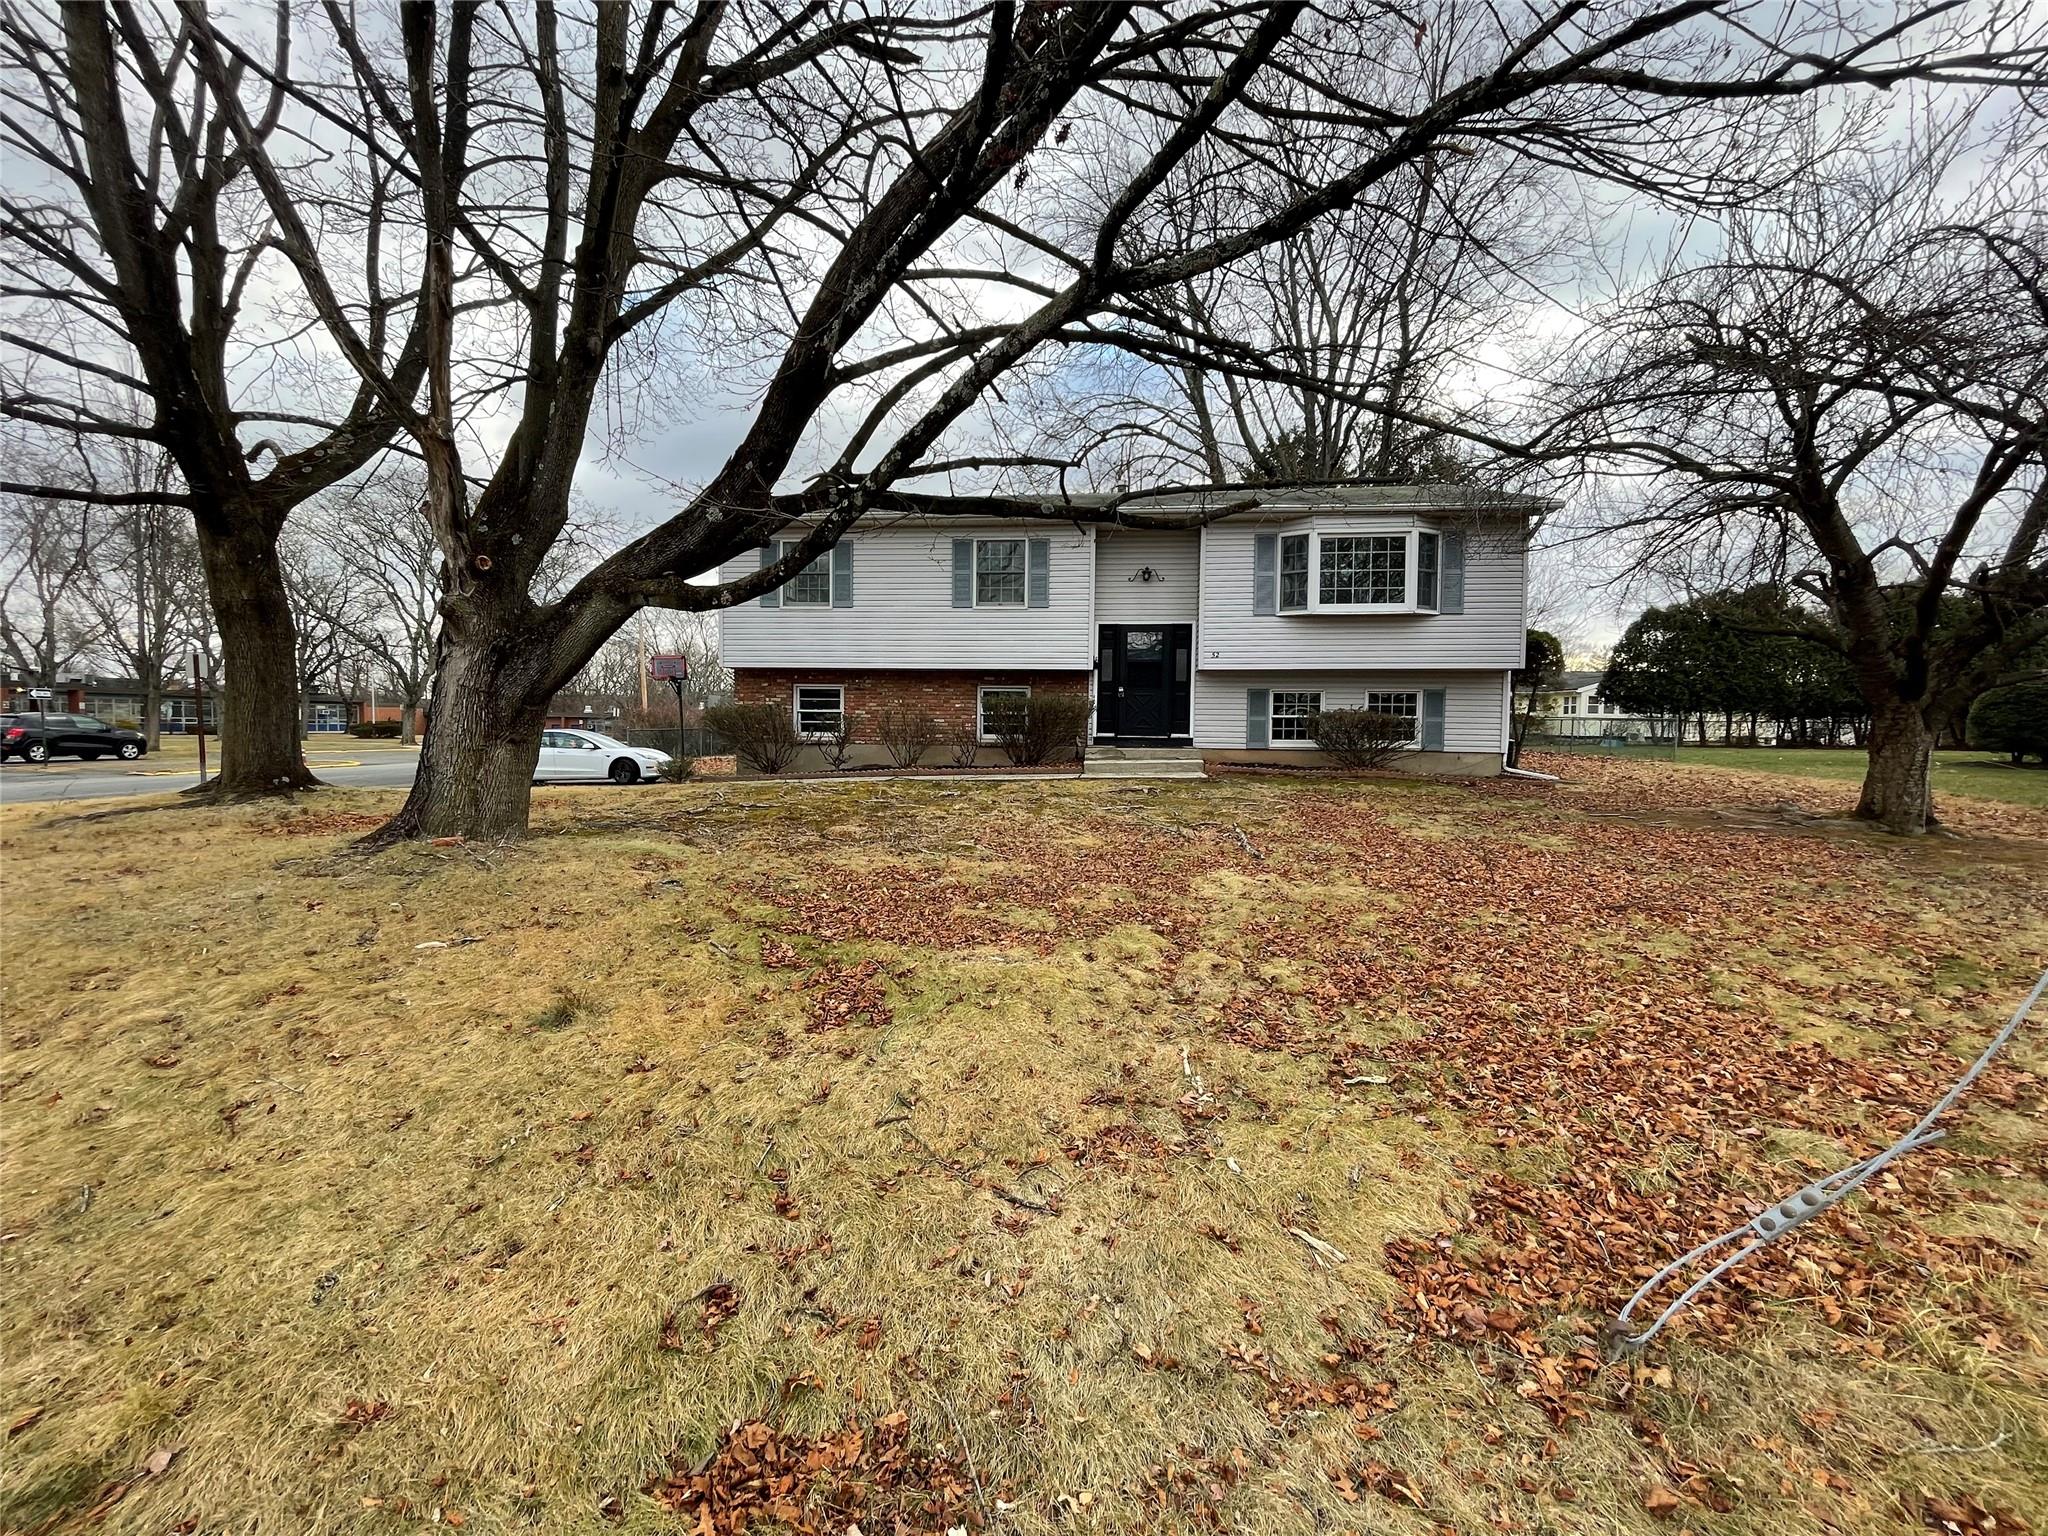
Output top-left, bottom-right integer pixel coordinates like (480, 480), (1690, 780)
(1612, 964), (2048, 1352)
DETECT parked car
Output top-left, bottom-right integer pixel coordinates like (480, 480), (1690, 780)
(534, 728), (670, 784)
(0, 713), (149, 764)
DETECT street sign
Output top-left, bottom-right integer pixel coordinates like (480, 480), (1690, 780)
(26, 687), (50, 699)
(648, 655), (689, 681)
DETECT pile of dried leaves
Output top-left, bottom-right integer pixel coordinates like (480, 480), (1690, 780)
(644, 1412), (980, 1535)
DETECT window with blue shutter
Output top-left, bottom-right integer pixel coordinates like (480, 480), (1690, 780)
(1439, 531), (1465, 614)
(1026, 538), (1050, 608)
(831, 541), (853, 607)
(951, 539), (973, 608)
(1245, 688), (1270, 748)
(756, 545), (778, 608)
(1421, 688), (1446, 751)
(1252, 534), (1277, 615)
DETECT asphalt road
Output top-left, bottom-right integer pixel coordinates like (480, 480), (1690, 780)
(0, 748), (421, 805)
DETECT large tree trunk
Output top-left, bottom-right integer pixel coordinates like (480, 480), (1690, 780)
(401, 701), (419, 745)
(373, 633), (551, 842)
(193, 518), (318, 796)
(1856, 701), (1937, 833)
(143, 675), (161, 750)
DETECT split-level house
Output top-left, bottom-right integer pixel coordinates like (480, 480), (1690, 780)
(716, 484), (1547, 772)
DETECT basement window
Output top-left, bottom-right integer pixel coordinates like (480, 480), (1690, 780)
(978, 686), (1030, 741)
(793, 685), (844, 737)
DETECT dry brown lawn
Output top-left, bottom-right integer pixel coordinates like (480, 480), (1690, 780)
(1, 761), (2042, 1536)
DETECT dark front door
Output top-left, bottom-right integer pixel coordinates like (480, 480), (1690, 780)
(1096, 624), (1192, 741)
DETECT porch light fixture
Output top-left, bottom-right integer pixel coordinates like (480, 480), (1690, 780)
(1127, 565), (1165, 583)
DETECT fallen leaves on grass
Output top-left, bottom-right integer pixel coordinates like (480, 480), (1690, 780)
(645, 1412), (979, 1535)
(1917, 1490), (2034, 1535)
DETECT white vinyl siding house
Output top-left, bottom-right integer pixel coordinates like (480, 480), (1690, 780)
(717, 487), (1544, 773)
(1192, 671), (1511, 754)
(1197, 515), (1526, 671)
(1092, 529), (1200, 624)
(720, 522), (1093, 671)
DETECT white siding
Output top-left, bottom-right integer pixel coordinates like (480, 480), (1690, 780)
(1192, 669), (1511, 754)
(1197, 517), (1526, 670)
(719, 522), (1093, 670)
(1093, 530), (1199, 624)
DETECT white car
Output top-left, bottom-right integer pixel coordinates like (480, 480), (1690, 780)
(534, 729), (672, 784)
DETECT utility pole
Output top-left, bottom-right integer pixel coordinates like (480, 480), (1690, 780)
(637, 620), (648, 714)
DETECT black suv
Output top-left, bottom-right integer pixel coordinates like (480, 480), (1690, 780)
(0, 713), (149, 764)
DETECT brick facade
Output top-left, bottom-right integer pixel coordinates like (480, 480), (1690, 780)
(733, 668), (1090, 741)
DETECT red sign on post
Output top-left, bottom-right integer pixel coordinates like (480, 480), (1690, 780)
(648, 655), (689, 682)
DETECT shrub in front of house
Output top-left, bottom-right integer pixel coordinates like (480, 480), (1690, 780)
(702, 701), (803, 774)
(877, 707), (941, 768)
(944, 716), (982, 768)
(349, 721), (402, 739)
(817, 709), (862, 770)
(988, 693), (1091, 766)
(1312, 708), (1414, 769)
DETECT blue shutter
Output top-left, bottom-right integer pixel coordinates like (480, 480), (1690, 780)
(757, 545), (779, 608)
(952, 539), (974, 608)
(1439, 531), (1465, 614)
(831, 540), (853, 607)
(1245, 688), (1270, 748)
(1027, 538), (1050, 608)
(1421, 688), (1446, 751)
(1252, 534), (1277, 615)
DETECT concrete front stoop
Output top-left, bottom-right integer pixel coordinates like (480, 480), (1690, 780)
(1082, 745), (1207, 780)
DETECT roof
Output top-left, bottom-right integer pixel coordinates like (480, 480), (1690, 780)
(834, 481), (1555, 529)
(1558, 670), (1606, 691)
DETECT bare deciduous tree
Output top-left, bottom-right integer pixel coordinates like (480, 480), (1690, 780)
(307, 467), (442, 744)
(1546, 108), (2047, 832)
(194, 0), (2040, 840)
(77, 442), (207, 748)
(0, 484), (98, 688)
(0, 2), (427, 794)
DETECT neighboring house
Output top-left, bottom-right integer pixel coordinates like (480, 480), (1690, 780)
(2, 673), (341, 734)
(717, 485), (1547, 771)
(543, 692), (628, 731)
(1526, 670), (1664, 743)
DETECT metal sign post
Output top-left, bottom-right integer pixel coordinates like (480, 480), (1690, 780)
(192, 652), (208, 786)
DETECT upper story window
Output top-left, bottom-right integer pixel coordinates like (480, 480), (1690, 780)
(1416, 532), (1440, 611)
(1278, 533), (1310, 612)
(975, 538), (1027, 607)
(1319, 535), (1405, 605)
(1268, 526), (1453, 615)
(778, 540), (832, 606)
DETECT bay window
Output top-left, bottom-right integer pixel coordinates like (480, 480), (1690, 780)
(1318, 535), (1406, 605)
(1278, 533), (1310, 612)
(1269, 527), (1449, 613)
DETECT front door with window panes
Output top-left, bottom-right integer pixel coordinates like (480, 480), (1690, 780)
(1094, 624), (1191, 741)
